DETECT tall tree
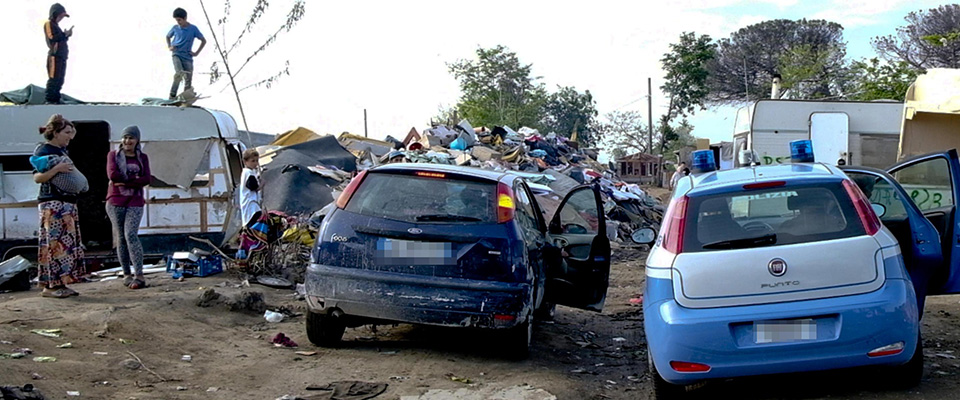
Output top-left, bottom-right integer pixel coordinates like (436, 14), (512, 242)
(448, 45), (548, 130)
(707, 19), (847, 103)
(198, 0), (306, 131)
(660, 32), (715, 154)
(542, 86), (599, 146)
(599, 110), (648, 160)
(844, 58), (919, 101)
(873, 4), (960, 70)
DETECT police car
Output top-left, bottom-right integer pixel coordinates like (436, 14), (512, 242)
(638, 142), (960, 398)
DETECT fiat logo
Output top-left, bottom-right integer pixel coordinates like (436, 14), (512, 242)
(408, 228), (423, 235)
(768, 258), (787, 277)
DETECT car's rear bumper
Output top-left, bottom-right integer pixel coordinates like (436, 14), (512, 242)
(305, 263), (532, 329)
(645, 278), (920, 385)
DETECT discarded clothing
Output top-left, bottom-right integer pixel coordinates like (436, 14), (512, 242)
(271, 332), (298, 348)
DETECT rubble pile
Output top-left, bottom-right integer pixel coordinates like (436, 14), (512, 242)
(336, 120), (665, 242)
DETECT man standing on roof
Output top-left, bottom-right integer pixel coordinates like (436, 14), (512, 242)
(44, 3), (72, 104)
(166, 7), (206, 100)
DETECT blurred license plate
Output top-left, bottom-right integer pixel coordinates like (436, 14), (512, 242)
(375, 239), (455, 265)
(755, 319), (817, 344)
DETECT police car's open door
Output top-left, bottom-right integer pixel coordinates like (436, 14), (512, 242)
(886, 149), (960, 295)
(544, 185), (610, 311)
(841, 166), (943, 311)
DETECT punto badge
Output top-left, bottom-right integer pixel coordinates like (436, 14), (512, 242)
(768, 258), (787, 277)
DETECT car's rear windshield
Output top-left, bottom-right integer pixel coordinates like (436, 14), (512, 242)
(683, 182), (866, 252)
(345, 172), (497, 224)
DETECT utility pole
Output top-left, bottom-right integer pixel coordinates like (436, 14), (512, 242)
(364, 109), (368, 138)
(647, 78), (653, 154)
(648, 77), (661, 188)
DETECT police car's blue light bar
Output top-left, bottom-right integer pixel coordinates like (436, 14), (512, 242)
(691, 150), (716, 173)
(790, 140), (815, 163)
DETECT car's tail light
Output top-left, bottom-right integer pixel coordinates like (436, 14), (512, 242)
(336, 170), (369, 209)
(868, 341), (905, 357)
(497, 183), (515, 223)
(842, 179), (881, 236)
(662, 196), (688, 254)
(670, 361), (711, 372)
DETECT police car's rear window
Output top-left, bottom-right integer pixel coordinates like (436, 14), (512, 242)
(682, 183), (866, 252)
(345, 173), (497, 224)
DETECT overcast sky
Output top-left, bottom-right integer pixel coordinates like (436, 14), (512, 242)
(1, 0), (949, 144)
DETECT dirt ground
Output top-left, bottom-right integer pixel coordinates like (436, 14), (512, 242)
(3, 244), (960, 399)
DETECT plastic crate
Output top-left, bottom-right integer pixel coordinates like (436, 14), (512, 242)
(165, 254), (223, 277)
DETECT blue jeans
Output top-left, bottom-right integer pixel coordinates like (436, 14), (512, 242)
(171, 55), (194, 98)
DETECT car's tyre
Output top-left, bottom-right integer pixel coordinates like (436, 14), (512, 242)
(305, 309), (346, 347)
(533, 301), (556, 321)
(503, 317), (532, 360)
(649, 353), (691, 400)
(884, 331), (923, 390)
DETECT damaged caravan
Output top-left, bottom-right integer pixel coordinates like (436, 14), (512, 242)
(0, 104), (244, 264)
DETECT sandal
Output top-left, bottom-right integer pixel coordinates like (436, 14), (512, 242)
(128, 278), (147, 290)
(62, 287), (79, 297)
(122, 275), (134, 286)
(40, 288), (71, 298)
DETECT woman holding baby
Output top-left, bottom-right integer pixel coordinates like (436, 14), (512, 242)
(33, 114), (85, 298)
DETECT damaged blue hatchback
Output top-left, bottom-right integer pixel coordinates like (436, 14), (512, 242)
(304, 164), (611, 357)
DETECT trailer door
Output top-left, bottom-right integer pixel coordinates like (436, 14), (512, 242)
(810, 112), (849, 165)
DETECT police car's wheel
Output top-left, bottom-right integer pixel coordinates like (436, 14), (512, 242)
(503, 317), (532, 360)
(886, 331), (923, 389)
(649, 353), (688, 400)
(306, 310), (345, 347)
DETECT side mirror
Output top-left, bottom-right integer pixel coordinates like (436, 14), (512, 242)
(631, 228), (656, 245)
(871, 203), (886, 218)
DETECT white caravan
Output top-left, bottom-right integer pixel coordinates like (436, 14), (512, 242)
(732, 100), (904, 168)
(0, 104), (244, 264)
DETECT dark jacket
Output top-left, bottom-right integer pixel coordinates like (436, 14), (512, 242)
(44, 4), (69, 58)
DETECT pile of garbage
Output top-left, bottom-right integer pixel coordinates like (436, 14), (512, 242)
(336, 120), (664, 242)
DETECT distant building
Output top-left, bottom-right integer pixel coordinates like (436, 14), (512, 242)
(616, 153), (661, 184)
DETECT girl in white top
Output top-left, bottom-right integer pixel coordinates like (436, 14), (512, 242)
(240, 149), (261, 227)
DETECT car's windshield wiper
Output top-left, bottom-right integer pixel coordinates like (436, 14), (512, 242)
(415, 214), (483, 222)
(702, 233), (777, 250)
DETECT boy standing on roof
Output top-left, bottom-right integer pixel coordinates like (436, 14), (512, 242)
(44, 3), (73, 104)
(166, 8), (206, 100)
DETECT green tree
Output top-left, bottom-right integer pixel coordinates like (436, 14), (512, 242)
(448, 46), (548, 129)
(660, 32), (715, 154)
(707, 19), (847, 103)
(873, 5), (960, 70)
(599, 110), (648, 160)
(844, 58), (919, 101)
(542, 86), (599, 146)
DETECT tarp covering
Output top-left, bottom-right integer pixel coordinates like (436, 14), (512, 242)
(144, 138), (213, 188)
(272, 127), (321, 147)
(0, 84), (83, 105)
(260, 135), (358, 215)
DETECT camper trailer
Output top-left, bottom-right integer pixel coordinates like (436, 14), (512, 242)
(0, 104), (244, 264)
(733, 100), (904, 168)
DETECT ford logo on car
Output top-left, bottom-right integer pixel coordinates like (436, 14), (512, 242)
(408, 228), (423, 235)
(768, 258), (787, 276)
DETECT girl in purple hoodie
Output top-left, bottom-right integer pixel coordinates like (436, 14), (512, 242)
(106, 126), (151, 289)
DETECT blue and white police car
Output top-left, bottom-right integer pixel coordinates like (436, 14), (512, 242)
(639, 142), (960, 398)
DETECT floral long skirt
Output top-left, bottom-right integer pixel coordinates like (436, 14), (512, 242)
(37, 201), (86, 287)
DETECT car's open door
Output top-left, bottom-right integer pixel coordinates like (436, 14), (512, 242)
(544, 185), (610, 312)
(886, 149), (960, 295)
(841, 166), (943, 311)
